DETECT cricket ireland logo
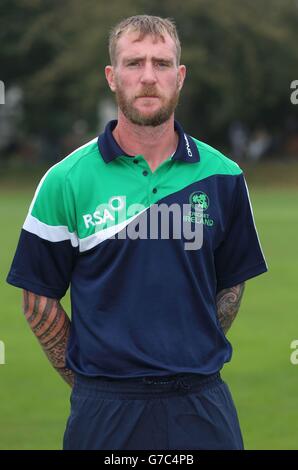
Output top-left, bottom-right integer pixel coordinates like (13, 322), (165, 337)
(183, 191), (214, 226)
(190, 191), (209, 211)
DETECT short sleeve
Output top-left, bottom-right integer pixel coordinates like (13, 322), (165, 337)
(6, 166), (79, 299)
(214, 173), (268, 292)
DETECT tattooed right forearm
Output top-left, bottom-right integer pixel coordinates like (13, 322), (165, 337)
(22, 290), (74, 387)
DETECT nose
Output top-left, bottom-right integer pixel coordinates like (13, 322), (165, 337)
(140, 63), (157, 85)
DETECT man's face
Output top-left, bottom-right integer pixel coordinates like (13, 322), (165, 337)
(105, 31), (186, 126)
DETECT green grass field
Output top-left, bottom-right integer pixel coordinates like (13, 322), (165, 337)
(0, 167), (298, 449)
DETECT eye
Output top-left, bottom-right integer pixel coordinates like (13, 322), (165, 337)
(127, 61), (140, 67)
(155, 61), (170, 68)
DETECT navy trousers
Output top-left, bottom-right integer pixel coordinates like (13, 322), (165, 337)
(63, 372), (244, 450)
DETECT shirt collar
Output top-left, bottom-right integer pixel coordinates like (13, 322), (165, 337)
(97, 119), (200, 164)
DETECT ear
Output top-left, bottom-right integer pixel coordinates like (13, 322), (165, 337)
(105, 65), (117, 92)
(177, 65), (186, 91)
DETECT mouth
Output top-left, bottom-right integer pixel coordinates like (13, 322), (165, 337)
(137, 96), (159, 99)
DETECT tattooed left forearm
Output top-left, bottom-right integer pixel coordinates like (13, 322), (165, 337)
(216, 283), (245, 334)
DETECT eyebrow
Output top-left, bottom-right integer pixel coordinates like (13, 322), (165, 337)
(123, 56), (174, 64)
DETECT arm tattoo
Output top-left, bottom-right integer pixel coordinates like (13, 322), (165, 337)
(22, 290), (74, 387)
(216, 283), (245, 334)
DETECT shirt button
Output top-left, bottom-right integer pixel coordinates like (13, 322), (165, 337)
(133, 159), (139, 164)
(152, 187), (157, 194)
(143, 170), (149, 176)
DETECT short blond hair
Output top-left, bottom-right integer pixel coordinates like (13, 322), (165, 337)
(109, 15), (181, 66)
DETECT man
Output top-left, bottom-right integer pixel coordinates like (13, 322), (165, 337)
(7, 15), (267, 450)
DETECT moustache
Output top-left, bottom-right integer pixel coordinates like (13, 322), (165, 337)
(135, 90), (161, 99)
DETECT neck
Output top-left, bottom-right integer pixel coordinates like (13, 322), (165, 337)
(112, 111), (178, 172)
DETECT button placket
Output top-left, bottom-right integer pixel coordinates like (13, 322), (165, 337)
(149, 159), (172, 199)
(135, 159), (153, 204)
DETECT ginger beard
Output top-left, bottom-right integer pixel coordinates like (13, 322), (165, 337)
(114, 75), (181, 127)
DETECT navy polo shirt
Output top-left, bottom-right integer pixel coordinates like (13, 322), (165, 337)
(7, 120), (268, 378)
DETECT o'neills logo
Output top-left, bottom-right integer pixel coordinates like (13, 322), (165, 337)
(184, 134), (193, 157)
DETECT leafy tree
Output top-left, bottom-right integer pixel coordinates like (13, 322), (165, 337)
(1, 0), (298, 149)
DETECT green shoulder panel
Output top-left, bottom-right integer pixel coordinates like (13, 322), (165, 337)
(30, 138), (98, 230)
(192, 137), (243, 177)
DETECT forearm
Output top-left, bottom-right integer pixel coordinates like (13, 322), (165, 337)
(216, 282), (245, 334)
(22, 290), (74, 387)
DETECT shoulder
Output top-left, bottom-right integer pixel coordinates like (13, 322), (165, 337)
(29, 137), (98, 216)
(190, 136), (242, 177)
(42, 137), (99, 185)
